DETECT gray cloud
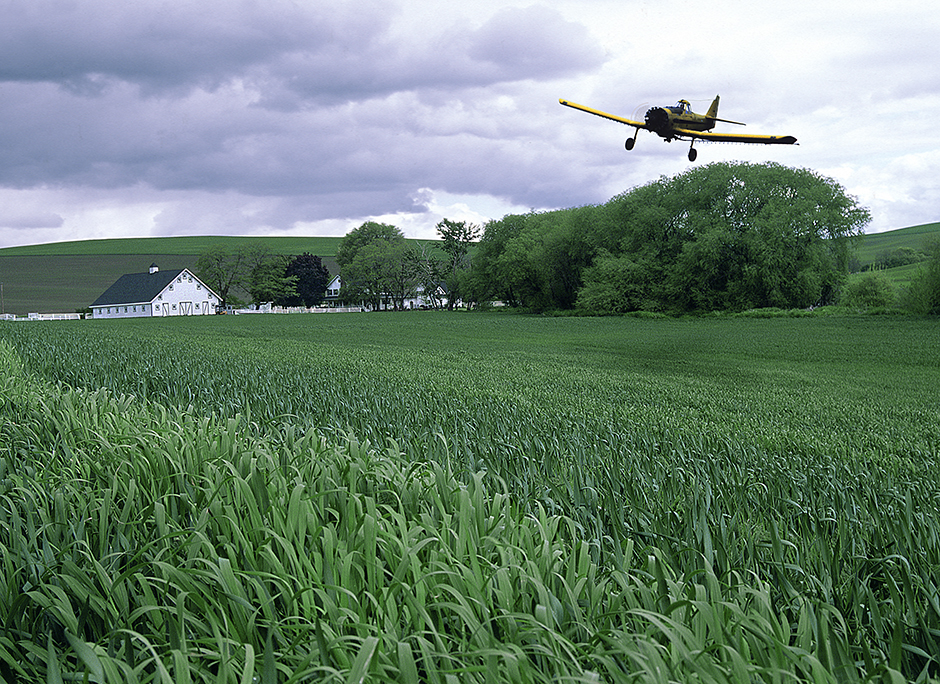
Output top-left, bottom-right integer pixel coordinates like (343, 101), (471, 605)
(0, 0), (371, 92)
(0, 0), (605, 210)
(255, 4), (606, 106)
(0, 0), (936, 248)
(0, 210), (64, 230)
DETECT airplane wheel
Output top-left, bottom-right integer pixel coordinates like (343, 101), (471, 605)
(625, 137), (635, 151)
(688, 148), (697, 162)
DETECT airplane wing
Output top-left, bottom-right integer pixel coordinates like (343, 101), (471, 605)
(559, 99), (647, 129)
(673, 128), (797, 145)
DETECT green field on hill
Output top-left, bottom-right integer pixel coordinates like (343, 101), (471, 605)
(0, 236), (345, 315)
(1, 312), (938, 682)
(0, 234), (344, 257)
(851, 221), (940, 265)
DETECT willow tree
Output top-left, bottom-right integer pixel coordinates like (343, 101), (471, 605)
(577, 162), (871, 313)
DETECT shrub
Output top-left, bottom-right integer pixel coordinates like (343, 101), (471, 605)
(900, 239), (940, 314)
(841, 271), (895, 309)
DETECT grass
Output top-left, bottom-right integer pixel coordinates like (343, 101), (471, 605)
(0, 235), (345, 258)
(853, 221), (940, 267)
(1, 312), (939, 682)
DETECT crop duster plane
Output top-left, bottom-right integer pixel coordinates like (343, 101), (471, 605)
(559, 96), (797, 161)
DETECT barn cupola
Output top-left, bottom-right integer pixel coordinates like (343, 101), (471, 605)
(149, 263), (159, 274)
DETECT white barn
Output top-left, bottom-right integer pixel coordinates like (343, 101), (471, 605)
(91, 264), (220, 319)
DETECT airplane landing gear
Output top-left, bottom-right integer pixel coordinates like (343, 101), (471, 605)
(625, 136), (636, 151)
(688, 144), (697, 162)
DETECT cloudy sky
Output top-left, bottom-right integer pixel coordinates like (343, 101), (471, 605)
(0, 0), (936, 248)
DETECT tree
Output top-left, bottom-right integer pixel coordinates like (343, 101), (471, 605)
(247, 254), (297, 305)
(197, 244), (303, 307)
(473, 212), (569, 310)
(281, 253), (330, 307)
(196, 244), (241, 307)
(873, 246), (927, 270)
(196, 243), (254, 307)
(575, 251), (654, 314)
(413, 243), (447, 309)
(659, 162), (870, 310)
(841, 272), (895, 309)
(385, 244), (422, 310)
(342, 241), (401, 310)
(901, 239), (940, 314)
(336, 222), (405, 268)
(479, 162), (871, 313)
(470, 214), (529, 307)
(436, 219), (481, 309)
(337, 222), (410, 310)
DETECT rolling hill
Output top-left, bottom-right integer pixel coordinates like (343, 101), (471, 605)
(0, 236), (345, 316)
(851, 221), (940, 265)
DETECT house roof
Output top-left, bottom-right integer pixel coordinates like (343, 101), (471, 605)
(91, 268), (188, 307)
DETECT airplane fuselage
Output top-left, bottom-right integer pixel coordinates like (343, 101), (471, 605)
(645, 99), (730, 139)
(559, 95), (795, 162)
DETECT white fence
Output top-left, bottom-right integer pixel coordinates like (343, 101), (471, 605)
(235, 305), (365, 315)
(0, 312), (84, 321)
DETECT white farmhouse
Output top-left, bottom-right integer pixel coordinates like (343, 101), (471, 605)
(91, 264), (220, 319)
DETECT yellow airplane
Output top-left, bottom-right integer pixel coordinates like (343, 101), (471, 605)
(559, 96), (797, 162)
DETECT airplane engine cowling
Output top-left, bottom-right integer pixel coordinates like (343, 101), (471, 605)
(644, 107), (670, 133)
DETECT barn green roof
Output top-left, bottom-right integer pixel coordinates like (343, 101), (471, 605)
(91, 268), (187, 307)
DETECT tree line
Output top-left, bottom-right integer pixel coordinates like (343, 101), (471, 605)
(195, 218), (480, 310)
(197, 161), (940, 315)
(336, 219), (479, 310)
(195, 245), (331, 309)
(467, 162), (874, 313)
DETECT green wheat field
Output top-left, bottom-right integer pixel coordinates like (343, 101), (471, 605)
(1, 311), (939, 682)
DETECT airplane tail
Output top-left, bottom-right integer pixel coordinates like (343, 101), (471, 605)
(706, 95), (720, 120)
(706, 95), (746, 126)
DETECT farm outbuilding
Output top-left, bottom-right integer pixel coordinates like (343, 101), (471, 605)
(91, 264), (220, 319)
